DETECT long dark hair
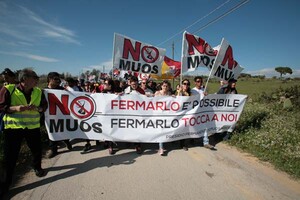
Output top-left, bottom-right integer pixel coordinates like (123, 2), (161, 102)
(181, 79), (191, 96)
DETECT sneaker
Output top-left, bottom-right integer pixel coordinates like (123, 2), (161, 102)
(34, 168), (47, 177)
(96, 141), (101, 146)
(47, 149), (57, 159)
(108, 147), (114, 155)
(159, 148), (164, 156)
(82, 143), (91, 152)
(135, 146), (142, 154)
(65, 141), (73, 151)
(182, 146), (188, 151)
(103, 142), (109, 149)
(204, 144), (216, 150)
(223, 133), (230, 141)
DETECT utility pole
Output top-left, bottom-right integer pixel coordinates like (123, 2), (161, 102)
(172, 41), (175, 89)
(172, 41), (174, 60)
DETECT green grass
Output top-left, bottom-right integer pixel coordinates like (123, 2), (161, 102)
(169, 77), (299, 99)
(227, 83), (300, 179)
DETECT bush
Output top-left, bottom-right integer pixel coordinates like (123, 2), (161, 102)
(229, 85), (300, 178)
(234, 103), (270, 133)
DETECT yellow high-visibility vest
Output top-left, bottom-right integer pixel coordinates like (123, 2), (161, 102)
(3, 84), (42, 129)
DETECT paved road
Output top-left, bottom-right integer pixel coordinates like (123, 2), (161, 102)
(5, 141), (300, 200)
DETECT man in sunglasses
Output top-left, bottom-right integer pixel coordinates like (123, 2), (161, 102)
(45, 72), (73, 158)
(191, 76), (216, 150)
(0, 68), (48, 197)
(140, 80), (154, 97)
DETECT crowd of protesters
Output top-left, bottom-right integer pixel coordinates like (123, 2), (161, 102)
(0, 67), (238, 197)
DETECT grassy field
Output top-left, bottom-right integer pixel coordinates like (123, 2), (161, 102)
(172, 77), (299, 98)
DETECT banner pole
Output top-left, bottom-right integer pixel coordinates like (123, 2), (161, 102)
(111, 33), (116, 80)
(172, 41), (175, 89)
(204, 38), (224, 93)
(180, 32), (186, 86)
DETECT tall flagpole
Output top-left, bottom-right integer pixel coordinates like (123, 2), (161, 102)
(180, 32), (185, 87)
(172, 41), (175, 89)
(111, 33), (116, 80)
(204, 38), (224, 93)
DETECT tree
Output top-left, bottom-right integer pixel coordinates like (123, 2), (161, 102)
(275, 67), (293, 78)
(91, 69), (100, 81)
(240, 73), (252, 78)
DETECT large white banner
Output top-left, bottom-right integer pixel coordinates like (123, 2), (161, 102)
(181, 31), (219, 74)
(211, 38), (244, 81)
(44, 89), (247, 143)
(113, 33), (166, 76)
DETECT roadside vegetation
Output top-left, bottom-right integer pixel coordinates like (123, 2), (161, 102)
(228, 82), (300, 179)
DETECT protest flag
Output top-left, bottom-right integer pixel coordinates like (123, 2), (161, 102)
(151, 56), (181, 80)
(210, 38), (244, 81)
(112, 33), (166, 76)
(181, 31), (218, 74)
(204, 38), (244, 92)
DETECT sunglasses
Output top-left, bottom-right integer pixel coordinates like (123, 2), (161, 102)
(195, 80), (202, 83)
(141, 82), (146, 84)
(183, 82), (190, 86)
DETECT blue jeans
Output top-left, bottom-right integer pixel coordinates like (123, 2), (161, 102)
(203, 129), (209, 145)
(159, 142), (164, 149)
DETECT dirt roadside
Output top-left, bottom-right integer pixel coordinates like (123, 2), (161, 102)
(4, 141), (300, 200)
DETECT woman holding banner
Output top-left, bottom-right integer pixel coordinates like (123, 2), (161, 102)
(154, 80), (172, 155)
(217, 78), (238, 94)
(217, 78), (238, 141)
(175, 79), (191, 151)
(124, 76), (145, 154)
(102, 78), (117, 155)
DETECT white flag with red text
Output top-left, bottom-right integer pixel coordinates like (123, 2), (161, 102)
(113, 33), (166, 76)
(210, 38), (244, 81)
(181, 31), (218, 74)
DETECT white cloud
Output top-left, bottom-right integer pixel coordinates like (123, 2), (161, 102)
(19, 6), (75, 37)
(0, 51), (59, 62)
(82, 65), (102, 72)
(26, 54), (59, 62)
(100, 60), (113, 73)
(81, 60), (113, 73)
(0, 22), (33, 42)
(0, 2), (80, 45)
(44, 30), (80, 45)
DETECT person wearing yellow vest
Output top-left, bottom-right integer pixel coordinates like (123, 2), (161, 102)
(0, 68), (48, 197)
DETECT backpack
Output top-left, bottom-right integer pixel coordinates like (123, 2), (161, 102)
(0, 86), (16, 132)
